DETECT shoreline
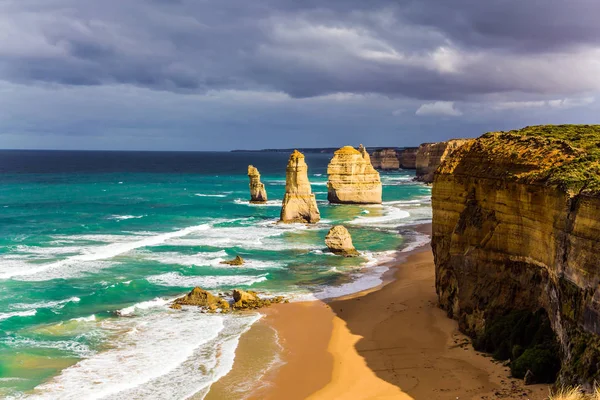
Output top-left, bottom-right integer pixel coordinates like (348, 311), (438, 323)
(207, 224), (552, 400)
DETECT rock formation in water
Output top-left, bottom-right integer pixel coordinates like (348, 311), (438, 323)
(325, 225), (359, 257)
(399, 147), (418, 169)
(327, 145), (382, 204)
(371, 149), (400, 170)
(248, 165), (267, 203)
(171, 287), (230, 312)
(416, 140), (468, 183)
(431, 125), (600, 386)
(279, 150), (321, 223)
(220, 255), (244, 266)
(232, 289), (286, 310)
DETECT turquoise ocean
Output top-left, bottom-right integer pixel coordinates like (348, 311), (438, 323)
(0, 150), (431, 399)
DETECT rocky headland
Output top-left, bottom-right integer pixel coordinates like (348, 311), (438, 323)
(248, 165), (267, 203)
(279, 150), (321, 223)
(431, 125), (600, 387)
(416, 139), (468, 183)
(327, 145), (382, 204)
(371, 148), (400, 170)
(325, 225), (359, 257)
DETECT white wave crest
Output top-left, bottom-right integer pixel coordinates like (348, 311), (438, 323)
(0, 309), (37, 321)
(118, 298), (170, 316)
(147, 272), (268, 288)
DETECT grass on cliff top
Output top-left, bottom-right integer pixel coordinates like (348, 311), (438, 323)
(549, 386), (600, 400)
(481, 124), (600, 194)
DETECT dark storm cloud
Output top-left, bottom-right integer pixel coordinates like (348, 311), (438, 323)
(1, 0), (599, 100)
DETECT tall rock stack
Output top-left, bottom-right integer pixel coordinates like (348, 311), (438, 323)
(327, 145), (382, 204)
(371, 149), (400, 170)
(247, 165), (267, 203)
(279, 150), (320, 223)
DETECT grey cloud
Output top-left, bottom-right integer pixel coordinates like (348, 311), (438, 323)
(0, 0), (599, 102)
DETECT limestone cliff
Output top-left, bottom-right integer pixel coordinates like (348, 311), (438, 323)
(431, 125), (600, 386)
(371, 149), (400, 170)
(327, 145), (382, 204)
(248, 165), (267, 203)
(416, 140), (468, 183)
(399, 147), (418, 169)
(279, 150), (321, 223)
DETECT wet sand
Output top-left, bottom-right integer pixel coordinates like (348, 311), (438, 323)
(208, 233), (550, 399)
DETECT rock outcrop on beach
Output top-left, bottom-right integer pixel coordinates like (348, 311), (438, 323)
(327, 145), (382, 204)
(431, 125), (600, 386)
(171, 287), (230, 312)
(325, 225), (359, 257)
(416, 140), (468, 183)
(248, 165), (267, 203)
(232, 289), (286, 310)
(220, 255), (244, 266)
(371, 149), (400, 170)
(399, 147), (418, 169)
(279, 150), (321, 223)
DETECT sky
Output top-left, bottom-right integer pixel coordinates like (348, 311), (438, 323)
(1, 0), (599, 151)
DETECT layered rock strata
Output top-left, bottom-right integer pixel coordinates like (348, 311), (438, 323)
(371, 149), (400, 170)
(416, 139), (468, 183)
(248, 165), (267, 203)
(399, 147), (418, 169)
(325, 225), (359, 257)
(431, 125), (600, 386)
(327, 145), (382, 204)
(279, 150), (321, 223)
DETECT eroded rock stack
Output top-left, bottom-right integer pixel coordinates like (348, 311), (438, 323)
(170, 287), (230, 312)
(327, 145), (382, 204)
(399, 147), (418, 169)
(371, 149), (400, 170)
(431, 125), (600, 385)
(248, 165), (267, 203)
(325, 225), (359, 257)
(415, 139), (468, 183)
(279, 150), (320, 223)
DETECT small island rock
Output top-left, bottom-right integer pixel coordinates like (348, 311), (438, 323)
(325, 225), (359, 257)
(171, 287), (229, 312)
(220, 255), (244, 266)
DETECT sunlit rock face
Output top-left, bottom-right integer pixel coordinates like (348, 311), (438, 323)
(399, 147), (418, 169)
(248, 165), (267, 203)
(327, 145), (382, 204)
(431, 126), (600, 386)
(416, 140), (469, 183)
(279, 150), (320, 223)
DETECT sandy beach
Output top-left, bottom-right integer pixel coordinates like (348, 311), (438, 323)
(210, 227), (552, 400)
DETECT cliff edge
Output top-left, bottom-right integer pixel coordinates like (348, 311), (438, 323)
(416, 140), (468, 183)
(432, 125), (600, 386)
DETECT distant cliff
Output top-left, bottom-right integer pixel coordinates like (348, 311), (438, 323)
(371, 149), (400, 170)
(431, 125), (600, 386)
(416, 140), (468, 183)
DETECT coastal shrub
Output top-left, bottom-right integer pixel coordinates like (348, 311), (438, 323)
(511, 346), (561, 382)
(474, 309), (561, 382)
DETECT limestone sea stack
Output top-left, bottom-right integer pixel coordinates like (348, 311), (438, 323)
(248, 165), (267, 203)
(415, 139), (468, 183)
(327, 145), (382, 204)
(279, 150), (320, 223)
(432, 125), (600, 385)
(371, 148), (400, 170)
(325, 225), (359, 257)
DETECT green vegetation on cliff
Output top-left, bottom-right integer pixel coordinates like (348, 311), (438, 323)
(481, 124), (600, 194)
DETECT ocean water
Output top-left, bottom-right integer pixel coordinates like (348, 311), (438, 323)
(0, 150), (431, 399)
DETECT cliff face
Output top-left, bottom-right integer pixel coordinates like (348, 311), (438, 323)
(327, 145), (382, 204)
(371, 149), (400, 170)
(416, 140), (468, 183)
(248, 165), (267, 203)
(432, 125), (600, 385)
(280, 150), (320, 223)
(399, 147), (418, 169)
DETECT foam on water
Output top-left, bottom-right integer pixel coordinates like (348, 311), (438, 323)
(233, 199), (282, 207)
(117, 298), (171, 316)
(1, 336), (93, 358)
(28, 312), (260, 400)
(349, 206), (410, 226)
(146, 272), (268, 288)
(195, 193), (227, 198)
(0, 224), (211, 280)
(108, 215), (145, 221)
(0, 310), (37, 321)
(11, 297), (80, 311)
